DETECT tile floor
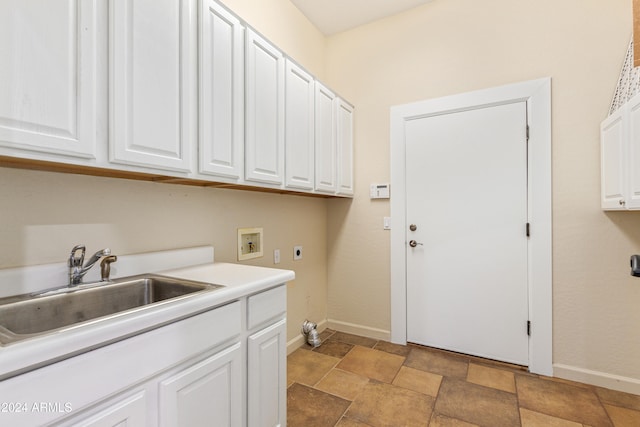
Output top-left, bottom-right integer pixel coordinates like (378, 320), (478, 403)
(287, 330), (640, 427)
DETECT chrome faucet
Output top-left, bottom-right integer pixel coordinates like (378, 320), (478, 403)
(68, 245), (111, 286)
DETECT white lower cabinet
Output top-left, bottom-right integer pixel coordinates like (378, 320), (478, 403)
(159, 343), (243, 427)
(248, 319), (287, 427)
(0, 285), (288, 427)
(57, 391), (148, 427)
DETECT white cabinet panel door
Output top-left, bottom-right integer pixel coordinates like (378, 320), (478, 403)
(57, 391), (147, 427)
(248, 319), (286, 427)
(0, 0), (98, 158)
(285, 60), (315, 190)
(245, 29), (285, 185)
(199, 0), (244, 179)
(601, 107), (627, 209)
(109, 0), (196, 172)
(627, 97), (640, 209)
(336, 99), (354, 196)
(159, 343), (243, 427)
(314, 82), (337, 193)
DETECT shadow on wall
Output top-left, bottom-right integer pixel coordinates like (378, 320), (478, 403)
(605, 211), (640, 248)
(327, 198), (354, 256)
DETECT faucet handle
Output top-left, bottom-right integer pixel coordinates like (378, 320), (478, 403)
(68, 245), (86, 267)
(100, 255), (118, 281)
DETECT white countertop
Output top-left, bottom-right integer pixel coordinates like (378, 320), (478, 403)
(0, 261), (294, 381)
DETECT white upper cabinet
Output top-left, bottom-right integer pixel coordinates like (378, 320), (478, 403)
(199, 0), (244, 180)
(627, 98), (640, 209)
(336, 99), (354, 196)
(285, 60), (315, 190)
(245, 29), (285, 186)
(315, 82), (337, 193)
(109, 0), (197, 173)
(601, 93), (640, 210)
(0, 0), (98, 159)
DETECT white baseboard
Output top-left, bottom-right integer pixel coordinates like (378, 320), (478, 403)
(326, 319), (390, 341)
(554, 364), (640, 395)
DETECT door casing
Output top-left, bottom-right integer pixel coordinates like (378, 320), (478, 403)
(390, 78), (553, 376)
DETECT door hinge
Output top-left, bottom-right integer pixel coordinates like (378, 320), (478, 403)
(527, 320), (531, 336)
(526, 125), (530, 142)
(526, 222), (530, 237)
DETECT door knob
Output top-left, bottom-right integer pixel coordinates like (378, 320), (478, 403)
(409, 240), (423, 247)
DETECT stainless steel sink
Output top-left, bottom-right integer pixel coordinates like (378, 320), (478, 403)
(0, 274), (223, 345)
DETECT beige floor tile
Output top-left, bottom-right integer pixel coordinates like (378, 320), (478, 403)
(434, 378), (520, 426)
(287, 382), (351, 427)
(337, 345), (405, 383)
(314, 340), (354, 358)
(335, 416), (375, 426)
(374, 340), (412, 357)
(597, 387), (640, 411)
(346, 380), (434, 426)
(429, 413), (479, 427)
(404, 347), (469, 379)
(466, 363), (516, 393)
(287, 348), (341, 387)
(316, 368), (370, 401)
(604, 404), (640, 426)
(393, 366), (442, 397)
(520, 408), (582, 426)
(330, 331), (378, 348)
(516, 374), (613, 426)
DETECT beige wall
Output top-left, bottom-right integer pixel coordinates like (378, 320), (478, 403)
(0, 168), (328, 346)
(324, 0), (640, 386)
(0, 0), (328, 347)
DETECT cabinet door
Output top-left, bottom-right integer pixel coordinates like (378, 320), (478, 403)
(285, 60), (315, 190)
(245, 29), (285, 185)
(159, 343), (243, 427)
(199, 0), (244, 179)
(0, 0), (98, 159)
(109, 0), (196, 172)
(56, 391), (147, 427)
(336, 99), (354, 196)
(601, 107), (627, 209)
(315, 82), (337, 193)
(627, 97), (640, 209)
(248, 319), (286, 427)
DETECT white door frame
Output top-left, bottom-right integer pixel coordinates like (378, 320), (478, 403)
(390, 78), (553, 376)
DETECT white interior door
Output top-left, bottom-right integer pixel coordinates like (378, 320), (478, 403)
(405, 101), (529, 366)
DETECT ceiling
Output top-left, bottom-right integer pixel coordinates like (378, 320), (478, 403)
(289, 0), (435, 36)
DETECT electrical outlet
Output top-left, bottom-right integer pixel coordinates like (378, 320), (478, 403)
(293, 245), (303, 261)
(274, 249), (281, 264)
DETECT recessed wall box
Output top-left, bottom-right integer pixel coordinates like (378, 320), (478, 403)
(238, 227), (263, 261)
(370, 183), (390, 199)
